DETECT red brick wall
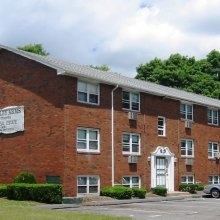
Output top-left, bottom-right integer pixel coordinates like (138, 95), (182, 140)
(1, 49), (220, 197)
(62, 82), (220, 196)
(0, 50), (65, 183)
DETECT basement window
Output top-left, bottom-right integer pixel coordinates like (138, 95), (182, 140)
(77, 176), (99, 195)
(208, 175), (220, 184)
(181, 175), (194, 184)
(122, 176), (140, 188)
(46, 176), (60, 184)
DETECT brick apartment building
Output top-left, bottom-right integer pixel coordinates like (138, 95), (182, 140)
(0, 44), (220, 197)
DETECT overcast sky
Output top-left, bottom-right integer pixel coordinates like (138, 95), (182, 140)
(1, 0), (220, 77)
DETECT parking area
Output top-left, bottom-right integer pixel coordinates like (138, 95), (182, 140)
(61, 197), (220, 220)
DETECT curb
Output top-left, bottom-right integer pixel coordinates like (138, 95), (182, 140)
(36, 193), (204, 210)
(82, 194), (202, 206)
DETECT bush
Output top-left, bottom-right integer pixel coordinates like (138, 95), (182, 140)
(6, 184), (62, 204)
(32, 184), (62, 204)
(0, 184), (7, 197)
(196, 183), (204, 191)
(132, 187), (147, 199)
(13, 172), (37, 184)
(179, 183), (204, 194)
(151, 187), (167, 196)
(187, 184), (197, 194)
(7, 184), (31, 201)
(100, 186), (133, 200)
(179, 183), (189, 192)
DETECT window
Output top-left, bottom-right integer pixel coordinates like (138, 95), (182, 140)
(46, 176), (60, 184)
(77, 128), (100, 152)
(77, 176), (99, 195)
(122, 176), (140, 188)
(158, 116), (166, 136)
(207, 108), (218, 125)
(208, 142), (219, 158)
(122, 91), (140, 111)
(181, 175), (194, 184)
(180, 139), (194, 157)
(122, 133), (140, 155)
(77, 81), (99, 105)
(208, 175), (220, 184)
(180, 103), (193, 120)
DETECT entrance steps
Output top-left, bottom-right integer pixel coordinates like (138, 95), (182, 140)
(167, 191), (191, 197)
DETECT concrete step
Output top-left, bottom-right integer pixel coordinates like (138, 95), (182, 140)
(167, 191), (191, 197)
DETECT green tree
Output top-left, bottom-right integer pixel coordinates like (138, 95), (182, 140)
(206, 50), (220, 80)
(135, 52), (220, 99)
(89, 64), (110, 71)
(17, 43), (49, 56)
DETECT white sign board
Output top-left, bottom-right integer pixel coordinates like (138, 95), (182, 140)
(0, 106), (24, 134)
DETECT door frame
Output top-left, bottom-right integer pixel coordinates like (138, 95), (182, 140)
(150, 146), (175, 191)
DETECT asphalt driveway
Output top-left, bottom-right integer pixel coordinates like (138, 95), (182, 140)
(52, 196), (220, 220)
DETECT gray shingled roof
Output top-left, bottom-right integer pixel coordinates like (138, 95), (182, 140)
(1, 44), (220, 108)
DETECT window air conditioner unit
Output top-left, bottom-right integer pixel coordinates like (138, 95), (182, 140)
(185, 120), (192, 129)
(128, 155), (138, 164)
(185, 158), (194, 165)
(128, 111), (137, 120)
(214, 152), (220, 159)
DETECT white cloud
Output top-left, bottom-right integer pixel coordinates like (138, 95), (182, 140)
(1, 0), (220, 77)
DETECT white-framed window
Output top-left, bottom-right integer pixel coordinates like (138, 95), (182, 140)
(207, 108), (219, 125)
(158, 116), (166, 136)
(122, 176), (140, 188)
(180, 139), (194, 157)
(180, 103), (193, 121)
(208, 142), (219, 158)
(77, 81), (99, 105)
(181, 175), (194, 184)
(122, 133), (140, 155)
(77, 176), (99, 195)
(208, 175), (220, 184)
(77, 127), (100, 152)
(122, 91), (140, 111)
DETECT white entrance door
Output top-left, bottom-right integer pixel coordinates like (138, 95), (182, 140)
(156, 157), (167, 187)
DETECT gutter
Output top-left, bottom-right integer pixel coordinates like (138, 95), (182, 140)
(111, 84), (119, 186)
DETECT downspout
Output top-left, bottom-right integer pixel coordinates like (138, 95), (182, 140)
(111, 84), (118, 186)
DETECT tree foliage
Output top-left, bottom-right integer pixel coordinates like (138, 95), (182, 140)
(89, 64), (110, 71)
(17, 43), (49, 56)
(135, 50), (220, 99)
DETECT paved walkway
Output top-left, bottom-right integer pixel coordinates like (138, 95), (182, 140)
(36, 191), (205, 210)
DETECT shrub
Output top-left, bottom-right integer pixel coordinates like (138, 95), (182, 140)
(13, 172), (37, 184)
(7, 184), (62, 204)
(7, 184), (32, 201)
(187, 184), (197, 194)
(100, 186), (132, 200)
(196, 184), (204, 191)
(179, 183), (203, 194)
(31, 184), (62, 204)
(0, 184), (7, 197)
(178, 183), (188, 192)
(151, 187), (167, 196)
(132, 187), (147, 199)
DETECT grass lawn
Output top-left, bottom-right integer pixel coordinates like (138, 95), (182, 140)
(0, 198), (131, 220)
